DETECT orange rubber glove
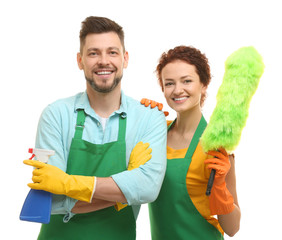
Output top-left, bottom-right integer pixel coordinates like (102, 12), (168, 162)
(140, 98), (169, 116)
(204, 148), (235, 215)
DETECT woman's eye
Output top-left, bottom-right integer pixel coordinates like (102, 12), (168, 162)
(165, 82), (173, 86)
(184, 80), (192, 83)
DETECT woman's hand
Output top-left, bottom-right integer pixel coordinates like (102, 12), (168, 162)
(140, 98), (169, 116)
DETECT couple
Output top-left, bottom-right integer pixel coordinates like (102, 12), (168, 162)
(24, 16), (240, 239)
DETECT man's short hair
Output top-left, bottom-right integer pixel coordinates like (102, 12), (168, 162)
(79, 16), (125, 53)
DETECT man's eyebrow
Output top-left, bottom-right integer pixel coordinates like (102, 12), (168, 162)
(87, 47), (121, 52)
(87, 48), (99, 53)
(108, 47), (121, 52)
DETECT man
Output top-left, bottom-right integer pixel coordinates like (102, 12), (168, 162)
(24, 16), (167, 239)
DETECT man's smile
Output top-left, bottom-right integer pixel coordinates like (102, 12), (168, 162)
(96, 71), (113, 75)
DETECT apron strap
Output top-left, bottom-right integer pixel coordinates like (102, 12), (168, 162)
(167, 120), (175, 131)
(117, 113), (127, 142)
(74, 109), (86, 139)
(185, 115), (207, 159)
(74, 110), (127, 141)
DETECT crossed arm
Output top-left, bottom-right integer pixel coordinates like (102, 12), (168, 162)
(72, 177), (124, 213)
(24, 142), (154, 214)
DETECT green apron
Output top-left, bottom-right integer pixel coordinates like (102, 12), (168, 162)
(38, 110), (136, 240)
(149, 116), (223, 240)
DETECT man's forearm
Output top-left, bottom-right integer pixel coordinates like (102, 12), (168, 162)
(93, 177), (127, 203)
(72, 198), (116, 214)
(72, 177), (127, 214)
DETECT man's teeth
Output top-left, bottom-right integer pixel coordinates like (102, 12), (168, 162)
(96, 71), (112, 75)
(174, 97), (188, 101)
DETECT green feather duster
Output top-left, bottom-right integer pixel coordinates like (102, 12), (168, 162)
(201, 46), (265, 152)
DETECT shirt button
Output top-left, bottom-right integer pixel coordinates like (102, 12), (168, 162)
(121, 112), (127, 118)
(97, 122), (100, 126)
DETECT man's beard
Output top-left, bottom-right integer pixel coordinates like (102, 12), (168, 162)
(85, 75), (122, 93)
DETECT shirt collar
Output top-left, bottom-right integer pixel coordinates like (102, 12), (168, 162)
(75, 91), (128, 119)
(115, 90), (127, 118)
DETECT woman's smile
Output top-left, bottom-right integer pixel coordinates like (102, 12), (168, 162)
(172, 96), (190, 103)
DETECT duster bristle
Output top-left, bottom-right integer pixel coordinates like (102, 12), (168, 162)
(200, 46), (264, 152)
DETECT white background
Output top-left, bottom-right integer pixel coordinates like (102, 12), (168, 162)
(1, 0), (281, 239)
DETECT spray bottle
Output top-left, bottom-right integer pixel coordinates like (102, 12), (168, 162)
(20, 148), (55, 224)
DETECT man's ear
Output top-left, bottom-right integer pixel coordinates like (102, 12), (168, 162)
(77, 52), (84, 70)
(123, 51), (129, 69)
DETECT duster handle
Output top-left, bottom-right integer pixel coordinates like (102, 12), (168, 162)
(206, 169), (216, 196)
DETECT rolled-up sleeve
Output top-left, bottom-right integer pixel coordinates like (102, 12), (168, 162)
(112, 109), (167, 205)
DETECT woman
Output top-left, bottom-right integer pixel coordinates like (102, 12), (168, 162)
(142, 46), (240, 239)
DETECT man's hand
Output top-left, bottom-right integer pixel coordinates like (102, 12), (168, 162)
(115, 141), (152, 211)
(128, 141), (152, 171)
(23, 160), (95, 202)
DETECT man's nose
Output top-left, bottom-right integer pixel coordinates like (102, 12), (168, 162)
(98, 53), (110, 65)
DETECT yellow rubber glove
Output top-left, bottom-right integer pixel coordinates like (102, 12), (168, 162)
(127, 142), (152, 170)
(140, 98), (169, 116)
(23, 160), (95, 203)
(115, 141), (152, 211)
(204, 148), (235, 215)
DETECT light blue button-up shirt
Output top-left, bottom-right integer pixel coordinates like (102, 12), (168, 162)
(35, 91), (167, 220)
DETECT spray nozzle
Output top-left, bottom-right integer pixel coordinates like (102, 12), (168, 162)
(28, 148), (55, 163)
